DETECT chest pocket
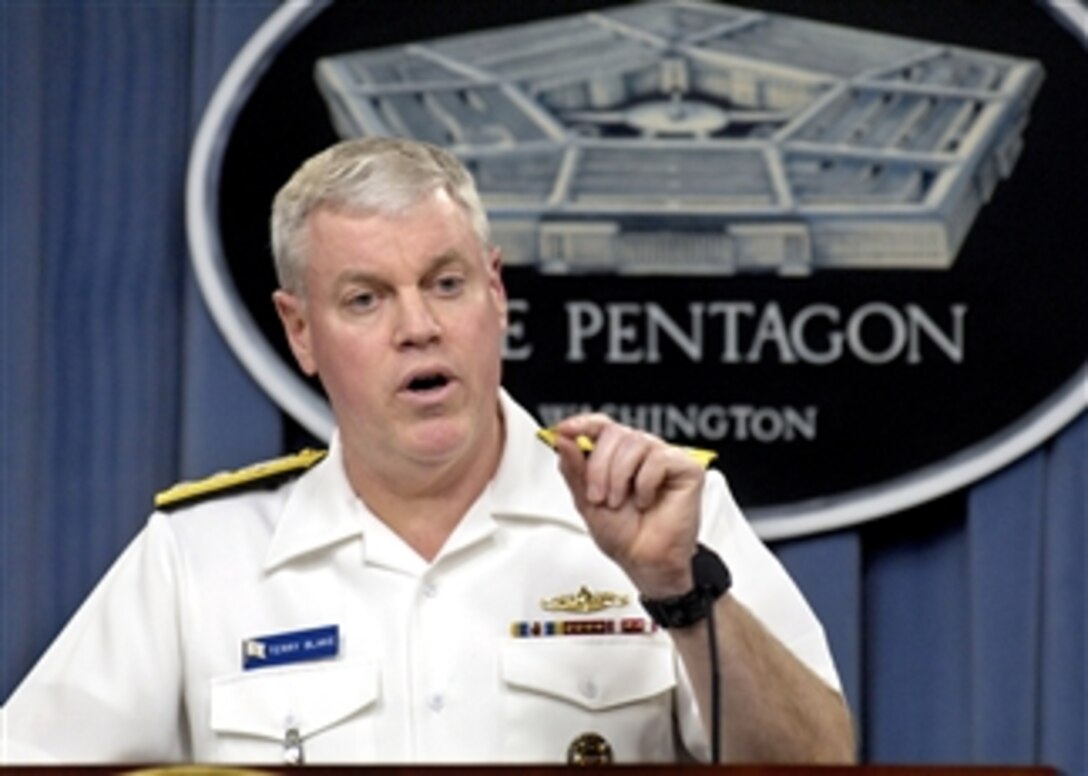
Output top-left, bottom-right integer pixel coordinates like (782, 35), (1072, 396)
(500, 638), (678, 763)
(209, 658), (380, 762)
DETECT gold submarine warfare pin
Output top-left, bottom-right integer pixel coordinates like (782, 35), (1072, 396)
(536, 428), (718, 469)
(541, 586), (630, 614)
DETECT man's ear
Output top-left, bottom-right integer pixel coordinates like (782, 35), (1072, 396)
(272, 289), (318, 376)
(486, 246), (508, 328)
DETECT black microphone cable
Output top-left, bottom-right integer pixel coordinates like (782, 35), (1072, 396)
(705, 598), (722, 764)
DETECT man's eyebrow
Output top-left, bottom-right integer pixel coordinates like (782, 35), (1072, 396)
(422, 250), (475, 278)
(429, 250), (470, 268)
(333, 269), (385, 290)
(331, 251), (474, 290)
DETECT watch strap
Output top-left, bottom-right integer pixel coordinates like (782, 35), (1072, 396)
(640, 544), (731, 629)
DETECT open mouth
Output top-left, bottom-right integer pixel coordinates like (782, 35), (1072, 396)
(405, 372), (451, 393)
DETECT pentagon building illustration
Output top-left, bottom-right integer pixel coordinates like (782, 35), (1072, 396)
(314, 1), (1043, 275)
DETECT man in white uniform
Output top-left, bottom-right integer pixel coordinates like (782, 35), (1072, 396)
(3, 137), (854, 765)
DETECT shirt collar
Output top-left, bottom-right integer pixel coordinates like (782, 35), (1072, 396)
(489, 389), (585, 532)
(263, 389), (585, 572)
(263, 432), (364, 571)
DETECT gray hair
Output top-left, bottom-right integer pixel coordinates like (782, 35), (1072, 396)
(271, 137), (490, 294)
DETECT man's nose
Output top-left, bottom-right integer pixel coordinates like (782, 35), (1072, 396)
(394, 291), (441, 347)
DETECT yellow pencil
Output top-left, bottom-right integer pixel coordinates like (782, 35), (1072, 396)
(536, 428), (718, 469)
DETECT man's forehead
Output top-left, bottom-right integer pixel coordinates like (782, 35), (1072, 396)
(316, 186), (460, 224)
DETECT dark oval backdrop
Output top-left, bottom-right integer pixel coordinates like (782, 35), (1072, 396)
(196, 0), (1087, 535)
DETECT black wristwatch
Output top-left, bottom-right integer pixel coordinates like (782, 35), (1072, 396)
(640, 544), (732, 629)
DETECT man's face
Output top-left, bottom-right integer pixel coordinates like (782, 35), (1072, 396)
(274, 189), (508, 474)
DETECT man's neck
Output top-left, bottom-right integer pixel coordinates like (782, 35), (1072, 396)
(341, 411), (505, 562)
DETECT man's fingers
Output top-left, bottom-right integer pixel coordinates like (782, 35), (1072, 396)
(555, 417), (668, 511)
(633, 449), (671, 511)
(553, 413), (613, 440)
(550, 414), (706, 519)
(601, 430), (657, 509)
(554, 432), (589, 507)
(553, 414), (615, 506)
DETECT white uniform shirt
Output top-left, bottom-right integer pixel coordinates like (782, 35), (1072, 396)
(3, 392), (840, 764)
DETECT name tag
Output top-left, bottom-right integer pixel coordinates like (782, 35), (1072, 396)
(242, 624), (340, 671)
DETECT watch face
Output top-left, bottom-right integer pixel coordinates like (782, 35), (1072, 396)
(693, 544), (732, 596)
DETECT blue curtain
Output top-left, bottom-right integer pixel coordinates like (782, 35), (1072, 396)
(0, 0), (282, 710)
(1, 3), (1084, 773)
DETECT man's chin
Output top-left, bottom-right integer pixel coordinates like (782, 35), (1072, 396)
(401, 422), (472, 463)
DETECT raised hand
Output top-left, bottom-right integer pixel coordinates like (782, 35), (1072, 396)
(551, 414), (705, 598)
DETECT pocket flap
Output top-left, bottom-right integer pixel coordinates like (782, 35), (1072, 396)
(210, 658), (380, 740)
(501, 638), (675, 711)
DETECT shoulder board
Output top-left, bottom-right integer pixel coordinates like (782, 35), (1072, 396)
(154, 448), (327, 511)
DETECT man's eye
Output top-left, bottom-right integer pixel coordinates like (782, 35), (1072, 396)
(434, 275), (465, 295)
(346, 291), (377, 310)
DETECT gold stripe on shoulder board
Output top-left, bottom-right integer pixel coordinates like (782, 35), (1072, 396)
(154, 448), (327, 510)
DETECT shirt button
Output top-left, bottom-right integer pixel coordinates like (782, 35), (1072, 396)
(422, 581), (438, 598)
(428, 693), (446, 712)
(579, 679), (599, 700)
